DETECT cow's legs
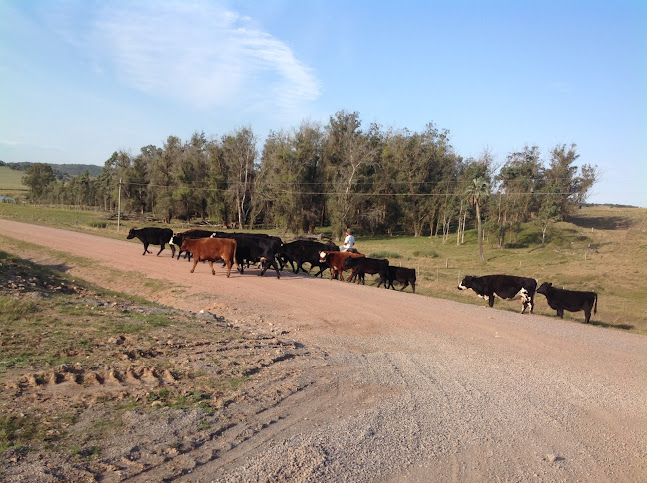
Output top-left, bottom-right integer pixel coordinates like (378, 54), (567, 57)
(156, 244), (165, 256)
(488, 295), (495, 307)
(381, 272), (388, 288)
(207, 260), (215, 275)
(557, 308), (564, 318)
(584, 306), (592, 323)
(142, 242), (152, 255)
(400, 281), (409, 291)
(311, 265), (325, 277)
(259, 258), (281, 279)
(411, 281), (416, 294)
(377, 274), (387, 288)
(169, 245), (176, 258)
(190, 258), (199, 273)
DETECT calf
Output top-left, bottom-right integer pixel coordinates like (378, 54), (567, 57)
(279, 239), (339, 276)
(536, 282), (598, 323)
(211, 232), (282, 278)
(318, 251), (365, 281)
(170, 229), (216, 260)
(386, 266), (416, 293)
(179, 237), (237, 277)
(458, 274), (537, 314)
(343, 256), (389, 288)
(127, 227), (175, 257)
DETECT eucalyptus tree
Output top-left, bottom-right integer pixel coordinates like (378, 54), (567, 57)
(172, 132), (210, 221)
(221, 126), (257, 229)
(494, 145), (544, 245)
(293, 121), (326, 232)
(323, 110), (379, 238)
(255, 129), (295, 230)
(380, 127), (434, 237)
(22, 163), (56, 202)
(253, 122), (325, 233)
(149, 135), (182, 223)
(123, 144), (162, 215)
(538, 143), (597, 244)
(204, 137), (229, 225)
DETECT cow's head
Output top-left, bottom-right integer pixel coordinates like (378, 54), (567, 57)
(319, 251), (328, 263)
(126, 228), (136, 239)
(169, 234), (181, 247)
(537, 282), (552, 296)
(458, 275), (474, 291)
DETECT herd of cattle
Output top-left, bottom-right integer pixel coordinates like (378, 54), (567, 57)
(127, 226), (599, 324)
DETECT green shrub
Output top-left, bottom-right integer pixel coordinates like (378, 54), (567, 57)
(412, 250), (439, 258)
(369, 251), (401, 259)
(0, 296), (38, 321)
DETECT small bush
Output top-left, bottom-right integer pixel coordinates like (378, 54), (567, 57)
(0, 413), (47, 452)
(369, 251), (401, 259)
(412, 250), (439, 258)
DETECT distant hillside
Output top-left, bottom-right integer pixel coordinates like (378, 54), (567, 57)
(0, 161), (103, 180)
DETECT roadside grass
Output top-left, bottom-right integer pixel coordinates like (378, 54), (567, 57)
(0, 203), (645, 333)
(0, 413), (52, 454)
(352, 206), (647, 333)
(0, 249), (266, 458)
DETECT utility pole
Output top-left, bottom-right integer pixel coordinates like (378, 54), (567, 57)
(117, 177), (122, 232)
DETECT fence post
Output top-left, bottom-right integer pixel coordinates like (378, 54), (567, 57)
(117, 177), (122, 232)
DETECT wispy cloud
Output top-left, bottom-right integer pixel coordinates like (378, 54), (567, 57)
(55, 1), (321, 111)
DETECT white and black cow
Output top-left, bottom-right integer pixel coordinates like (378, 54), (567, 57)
(458, 274), (537, 313)
(536, 282), (598, 323)
(127, 227), (175, 257)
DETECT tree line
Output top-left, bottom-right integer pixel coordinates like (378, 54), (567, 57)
(22, 110), (597, 245)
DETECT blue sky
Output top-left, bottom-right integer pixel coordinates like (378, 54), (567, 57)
(1, 0), (645, 206)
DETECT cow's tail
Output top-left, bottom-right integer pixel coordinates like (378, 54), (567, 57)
(594, 293), (598, 314)
(232, 239), (238, 271)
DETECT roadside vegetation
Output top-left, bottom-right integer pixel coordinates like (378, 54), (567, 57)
(0, 249), (307, 475)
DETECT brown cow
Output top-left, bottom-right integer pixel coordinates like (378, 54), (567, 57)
(318, 251), (365, 281)
(180, 237), (237, 277)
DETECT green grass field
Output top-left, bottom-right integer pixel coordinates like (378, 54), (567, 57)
(0, 166), (28, 198)
(0, 203), (645, 334)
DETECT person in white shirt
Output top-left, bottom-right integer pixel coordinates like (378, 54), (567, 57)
(341, 228), (355, 252)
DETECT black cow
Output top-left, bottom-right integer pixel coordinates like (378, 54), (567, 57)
(386, 266), (416, 293)
(278, 239), (339, 276)
(536, 282), (598, 323)
(170, 229), (216, 260)
(343, 256), (389, 287)
(211, 232), (282, 278)
(127, 227), (175, 257)
(458, 274), (537, 313)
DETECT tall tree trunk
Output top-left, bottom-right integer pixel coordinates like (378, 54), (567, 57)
(476, 203), (484, 261)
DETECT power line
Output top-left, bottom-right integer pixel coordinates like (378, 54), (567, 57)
(118, 181), (582, 198)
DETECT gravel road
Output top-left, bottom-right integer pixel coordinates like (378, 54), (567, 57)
(1, 219), (645, 482)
